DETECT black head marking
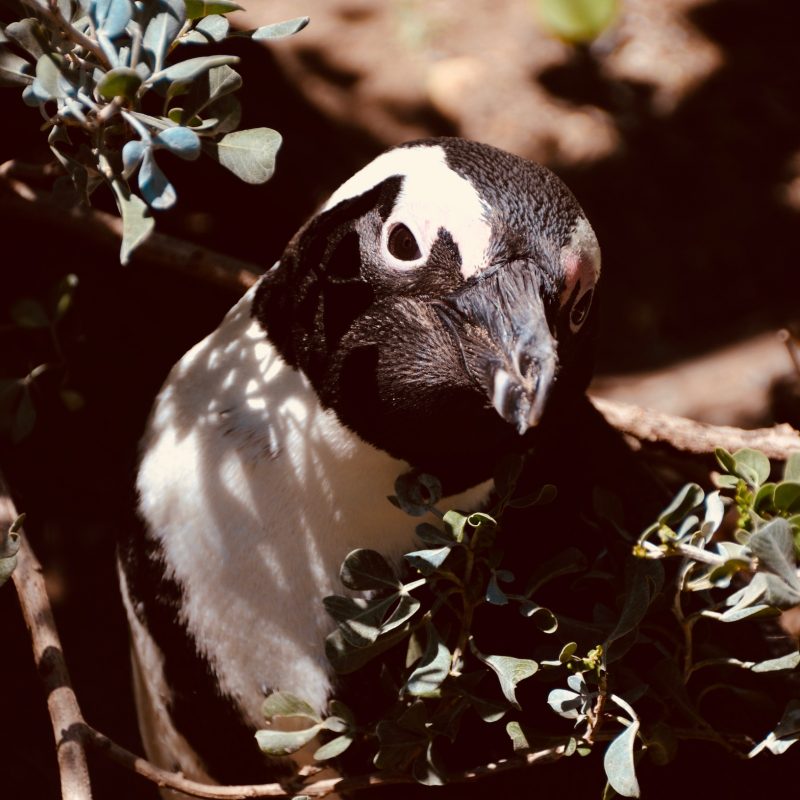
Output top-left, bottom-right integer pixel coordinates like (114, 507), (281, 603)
(253, 138), (600, 491)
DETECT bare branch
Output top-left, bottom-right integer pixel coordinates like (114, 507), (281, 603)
(1, 472), (93, 800)
(591, 396), (800, 461)
(0, 165), (260, 293)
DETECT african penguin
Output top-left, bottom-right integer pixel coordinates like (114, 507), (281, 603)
(119, 137), (601, 789)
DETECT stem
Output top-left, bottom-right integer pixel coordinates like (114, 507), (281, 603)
(24, 0), (113, 70)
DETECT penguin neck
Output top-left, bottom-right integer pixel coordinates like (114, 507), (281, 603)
(137, 283), (493, 721)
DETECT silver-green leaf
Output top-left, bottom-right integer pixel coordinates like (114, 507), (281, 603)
(603, 721), (641, 798)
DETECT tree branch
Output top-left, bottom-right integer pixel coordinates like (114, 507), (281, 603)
(1, 473), (93, 800)
(591, 396), (800, 460)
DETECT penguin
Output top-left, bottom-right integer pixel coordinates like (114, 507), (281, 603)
(118, 137), (602, 789)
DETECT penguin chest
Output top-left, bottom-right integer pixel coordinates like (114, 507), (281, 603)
(137, 288), (491, 727)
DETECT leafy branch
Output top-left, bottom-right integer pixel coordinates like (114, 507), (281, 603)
(254, 448), (800, 798)
(0, 0), (308, 262)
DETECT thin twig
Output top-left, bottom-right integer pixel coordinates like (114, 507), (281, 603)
(85, 723), (568, 798)
(1, 473), (93, 800)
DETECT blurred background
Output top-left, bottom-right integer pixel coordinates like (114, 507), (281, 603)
(2, 0), (800, 797)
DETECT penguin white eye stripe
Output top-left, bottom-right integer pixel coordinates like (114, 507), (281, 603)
(324, 144), (493, 280)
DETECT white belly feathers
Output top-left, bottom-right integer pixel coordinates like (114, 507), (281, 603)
(136, 282), (492, 727)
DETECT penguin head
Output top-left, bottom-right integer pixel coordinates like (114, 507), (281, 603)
(253, 138), (600, 491)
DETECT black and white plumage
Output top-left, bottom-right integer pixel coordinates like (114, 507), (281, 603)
(119, 138), (601, 787)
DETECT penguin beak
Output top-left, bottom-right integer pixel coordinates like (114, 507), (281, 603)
(490, 331), (558, 435)
(439, 261), (559, 436)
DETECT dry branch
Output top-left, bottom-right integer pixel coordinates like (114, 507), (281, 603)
(592, 396), (800, 460)
(1, 473), (93, 800)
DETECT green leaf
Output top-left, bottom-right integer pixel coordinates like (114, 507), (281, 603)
(138, 148), (176, 210)
(404, 545), (450, 576)
(547, 686), (585, 720)
(603, 721), (641, 798)
(323, 594), (394, 647)
(189, 93), (241, 134)
(33, 53), (69, 99)
(715, 447), (737, 473)
(380, 591), (421, 634)
(206, 127), (282, 184)
(405, 622), (450, 697)
(0, 523), (20, 588)
(558, 642), (578, 663)
(151, 54), (240, 87)
(154, 126), (201, 160)
(749, 518), (800, 605)
(313, 733), (353, 761)
(261, 691), (320, 723)
(517, 600), (558, 633)
(750, 650), (800, 672)
(5, 18), (48, 59)
(442, 510), (468, 542)
(142, 0), (187, 73)
(250, 17), (310, 41)
(415, 522), (456, 548)
(326, 622), (411, 674)
(339, 548), (399, 591)
(658, 483), (704, 527)
(374, 702), (428, 769)
(486, 569), (512, 605)
(392, 472), (442, 517)
(97, 67), (142, 99)
(255, 724), (321, 757)
(90, 0), (134, 38)
(180, 64), (241, 125)
(181, 13), (230, 44)
(185, 0), (242, 19)
(784, 453), (800, 482)
(749, 699), (800, 757)
(109, 177), (155, 264)
(412, 741), (446, 786)
(774, 482), (800, 514)
(537, 0), (618, 44)
(699, 491), (725, 539)
(473, 646), (538, 709)
(734, 448), (772, 486)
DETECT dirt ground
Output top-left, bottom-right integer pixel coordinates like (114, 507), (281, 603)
(2, 1), (800, 798)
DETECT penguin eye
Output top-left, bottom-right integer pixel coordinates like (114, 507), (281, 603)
(570, 288), (594, 330)
(387, 223), (422, 262)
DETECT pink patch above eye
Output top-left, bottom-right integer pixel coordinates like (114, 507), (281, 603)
(560, 247), (597, 305)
